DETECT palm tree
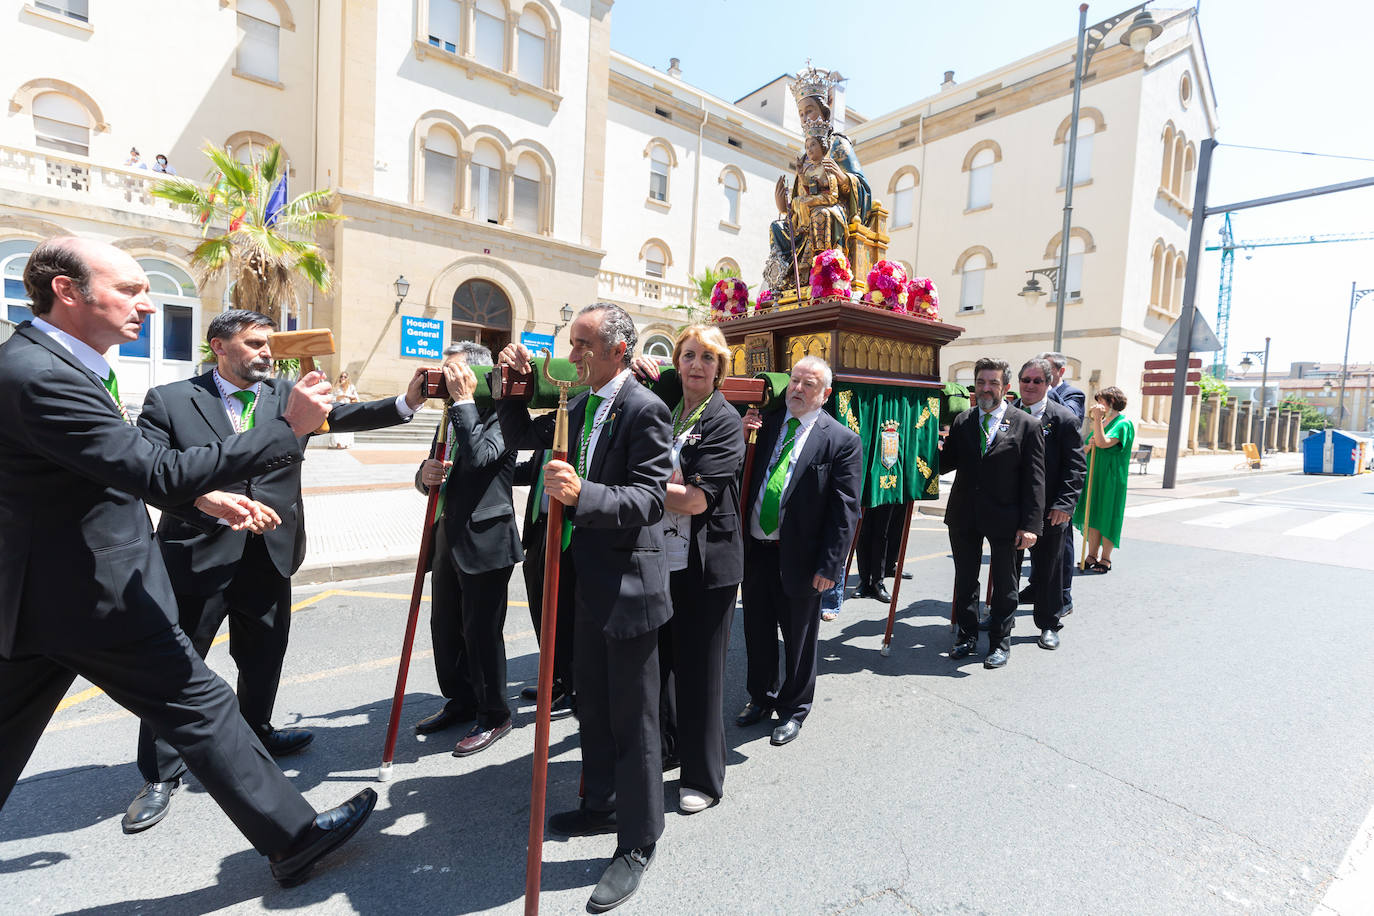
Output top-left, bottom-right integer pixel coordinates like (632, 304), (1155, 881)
(152, 142), (341, 316)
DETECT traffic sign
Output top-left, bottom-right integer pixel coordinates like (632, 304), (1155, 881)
(1144, 358), (1202, 371)
(1154, 311), (1222, 355)
(1142, 385), (1200, 396)
(1143, 370), (1201, 384)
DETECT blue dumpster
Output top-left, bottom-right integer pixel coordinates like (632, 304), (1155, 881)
(1303, 429), (1368, 475)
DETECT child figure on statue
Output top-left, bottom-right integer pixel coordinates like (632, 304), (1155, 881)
(792, 119), (847, 263)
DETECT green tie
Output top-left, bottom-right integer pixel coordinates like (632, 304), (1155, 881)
(103, 371), (130, 424)
(758, 417), (801, 536)
(564, 394), (605, 551)
(980, 412), (992, 454)
(231, 389), (256, 431)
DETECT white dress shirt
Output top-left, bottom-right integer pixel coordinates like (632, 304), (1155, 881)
(980, 401), (1009, 449)
(31, 315), (112, 380)
(748, 406), (823, 540)
(1024, 397), (1048, 419)
(579, 368), (631, 477)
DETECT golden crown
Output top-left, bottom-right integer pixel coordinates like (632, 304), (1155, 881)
(789, 61), (842, 105)
(801, 115), (831, 142)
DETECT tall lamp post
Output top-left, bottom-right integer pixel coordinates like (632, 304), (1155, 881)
(1338, 283), (1374, 428)
(1239, 337), (1270, 457)
(1035, 2), (1162, 352)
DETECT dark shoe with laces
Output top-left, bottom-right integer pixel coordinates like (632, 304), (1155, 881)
(950, 635), (978, 659)
(260, 726), (314, 757)
(734, 701), (772, 727)
(984, 648), (1009, 669)
(269, 788), (377, 888)
(588, 844), (655, 913)
(871, 582), (892, 603)
(121, 779), (180, 834)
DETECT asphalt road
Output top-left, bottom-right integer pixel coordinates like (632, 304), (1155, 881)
(4, 470), (1374, 915)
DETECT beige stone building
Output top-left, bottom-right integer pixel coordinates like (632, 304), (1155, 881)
(0, 0), (1216, 425)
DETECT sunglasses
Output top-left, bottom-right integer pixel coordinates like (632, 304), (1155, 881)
(1019, 377), (1047, 384)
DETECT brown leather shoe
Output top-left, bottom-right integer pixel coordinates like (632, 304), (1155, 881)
(269, 788), (377, 888)
(452, 719), (512, 757)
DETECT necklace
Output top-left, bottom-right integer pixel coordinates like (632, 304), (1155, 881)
(672, 394), (710, 438)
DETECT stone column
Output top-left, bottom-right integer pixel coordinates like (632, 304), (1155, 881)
(1225, 396), (1239, 451)
(1208, 394), (1221, 451)
(1266, 407), (1279, 452)
(1188, 394), (1201, 451)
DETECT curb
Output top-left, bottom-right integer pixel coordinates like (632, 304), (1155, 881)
(296, 556), (418, 585)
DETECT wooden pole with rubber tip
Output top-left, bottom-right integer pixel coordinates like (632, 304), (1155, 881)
(267, 328), (337, 433)
(879, 501), (915, 657)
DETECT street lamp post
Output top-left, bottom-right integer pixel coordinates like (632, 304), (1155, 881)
(1046, 2), (1162, 352)
(1239, 337), (1270, 457)
(1338, 282), (1374, 428)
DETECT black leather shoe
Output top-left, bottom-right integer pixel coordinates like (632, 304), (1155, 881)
(588, 844), (655, 913)
(1018, 585), (1035, 604)
(549, 691), (575, 720)
(548, 805), (617, 837)
(260, 727), (314, 757)
(520, 686), (539, 701)
(950, 636), (978, 659)
(121, 779), (180, 834)
(871, 582), (892, 603)
(984, 648), (1009, 669)
(851, 581), (879, 599)
(734, 701), (772, 727)
(415, 704), (477, 735)
(269, 788), (377, 888)
(901, 571), (913, 580)
(1038, 629), (1060, 650)
(770, 719), (802, 746)
(452, 719), (512, 757)
(1060, 602), (1073, 617)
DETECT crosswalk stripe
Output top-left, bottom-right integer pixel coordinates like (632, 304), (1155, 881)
(1124, 497), (1213, 519)
(1284, 512), (1374, 540)
(1184, 505), (1287, 528)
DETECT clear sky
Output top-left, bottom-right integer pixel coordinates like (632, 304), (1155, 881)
(609, 0), (1374, 374)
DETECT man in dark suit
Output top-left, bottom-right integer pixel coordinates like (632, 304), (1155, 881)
(496, 303), (672, 914)
(1036, 351), (1086, 614)
(124, 309), (425, 832)
(1013, 358), (1085, 650)
(413, 342), (523, 756)
(737, 356), (862, 745)
(941, 357), (1046, 668)
(0, 237), (374, 886)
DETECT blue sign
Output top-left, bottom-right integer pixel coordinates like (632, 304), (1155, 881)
(520, 331), (555, 357)
(401, 316), (444, 359)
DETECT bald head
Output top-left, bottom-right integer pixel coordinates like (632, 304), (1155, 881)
(24, 236), (153, 351)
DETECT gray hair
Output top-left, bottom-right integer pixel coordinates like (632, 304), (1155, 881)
(443, 341), (492, 366)
(1019, 357), (1053, 382)
(793, 355), (833, 389)
(974, 356), (1011, 386)
(1037, 351), (1068, 372)
(579, 302), (637, 367)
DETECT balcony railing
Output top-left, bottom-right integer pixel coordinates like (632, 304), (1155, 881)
(597, 270), (693, 311)
(0, 145), (198, 223)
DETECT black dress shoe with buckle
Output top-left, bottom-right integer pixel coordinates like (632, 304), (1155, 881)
(121, 779), (180, 834)
(1038, 629), (1060, 650)
(770, 719), (802, 746)
(548, 805), (618, 837)
(984, 648), (1009, 668)
(415, 704), (477, 735)
(452, 719), (512, 757)
(588, 843), (655, 913)
(260, 727), (314, 757)
(269, 788), (377, 888)
(734, 701), (772, 727)
(950, 636), (978, 659)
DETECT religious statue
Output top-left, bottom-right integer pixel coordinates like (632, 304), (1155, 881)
(791, 118), (849, 270)
(765, 63), (873, 295)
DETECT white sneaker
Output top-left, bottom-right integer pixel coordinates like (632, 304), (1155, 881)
(679, 788), (715, 814)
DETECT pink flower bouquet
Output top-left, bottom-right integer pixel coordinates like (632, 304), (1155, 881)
(808, 248), (853, 300)
(863, 259), (910, 311)
(710, 277), (749, 320)
(755, 287), (775, 310)
(906, 276), (940, 320)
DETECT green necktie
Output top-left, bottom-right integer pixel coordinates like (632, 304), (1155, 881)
(231, 389), (256, 431)
(103, 370), (130, 424)
(980, 412), (992, 454)
(758, 417), (801, 536)
(564, 394), (605, 551)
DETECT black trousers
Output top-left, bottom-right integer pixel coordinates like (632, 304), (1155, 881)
(665, 572), (736, 799)
(657, 621), (677, 763)
(1027, 521), (1069, 631)
(857, 504), (897, 587)
(1061, 523), (1076, 605)
(2, 624), (315, 855)
(521, 519), (575, 695)
(138, 535), (292, 784)
(741, 538), (822, 724)
(431, 525), (514, 728)
(573, 600), (663, 851)
(949, 527), (1018, 653)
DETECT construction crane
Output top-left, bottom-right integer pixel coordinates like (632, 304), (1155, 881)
(1206, 213), (1374, 373)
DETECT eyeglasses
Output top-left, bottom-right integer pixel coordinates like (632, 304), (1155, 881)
(1019, 377), (1047, 384)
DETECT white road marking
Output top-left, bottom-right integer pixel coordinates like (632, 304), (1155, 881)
(1284, 513), (1374, 540)
(1124, 497), (1214, 518)
(1184, 505), (1287, 528)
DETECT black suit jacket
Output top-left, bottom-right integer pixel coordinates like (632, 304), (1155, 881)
(744, 409), (863, 595)
(498, 374), (673, 639)
(0, 324), (303, 656)
(673, 390), (745, 589)
(1014, 399), (1086, 519)
(137, 371), (409, 595)
(1049, 381), (1086, 424)
(417, 401), (523, 574)
(940, 406), (1046, 538)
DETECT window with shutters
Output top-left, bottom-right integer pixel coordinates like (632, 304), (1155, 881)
(422, 126), (459, 213)
(236, 0), (281, 84)
(32, 92), (91, 156)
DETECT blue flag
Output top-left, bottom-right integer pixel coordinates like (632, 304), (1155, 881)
(264, 175), (287, 227)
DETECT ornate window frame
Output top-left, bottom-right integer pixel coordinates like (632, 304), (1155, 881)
(413, 0), (562, 110)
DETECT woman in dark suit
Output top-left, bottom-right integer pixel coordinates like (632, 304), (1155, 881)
(633, 324), (744, 813)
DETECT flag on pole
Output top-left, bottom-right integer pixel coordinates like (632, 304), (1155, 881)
(264, 171), (288, 227)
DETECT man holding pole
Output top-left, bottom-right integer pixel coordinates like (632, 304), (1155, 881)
(496, 302), (672, 913)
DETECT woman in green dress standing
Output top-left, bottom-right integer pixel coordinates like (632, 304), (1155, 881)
(1074, 386), (1134, 572)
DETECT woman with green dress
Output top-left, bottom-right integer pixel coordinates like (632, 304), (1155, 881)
(1074, 386), (1134, 572)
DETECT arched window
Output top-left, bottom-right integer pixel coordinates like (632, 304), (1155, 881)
(959, 252), (987, 312)
(422, 126), (459, 212)
(643, 334), (673, 359)
(32, 92), (91, 157)
(644, 242), (668, 279)
(715, 257), (740, 276)
(470, 141), (502, 224)
(967, 148), (994, 210)
(452, 278), (512, 353)
(1061, 117), (1095, 186)
(721, 170), (741, 225)
(517, 8), (547, 86)
(649, 145), (671, 203)
(512, 153), (542, 233)
(891, 170), (917, 227)
(2, 239), (37, 324)
(427, 0), (461, 53)
(1160, 123), (1175, 191)
(1149, 240), (1165, 311)
(1171, 135), (1186, 198)
(1180, 142), (1196, 205)
(1046, 231), (1091, 300)
(474, 0), (507, 71)
(236, 0), (281, 83)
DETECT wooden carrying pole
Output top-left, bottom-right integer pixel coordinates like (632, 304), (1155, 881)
(880, 501), (915, 656)
(525, 352), (573, 916)
(377, 412), (448, 781)
(1079, 445), (1097, 570)
(268, 328), (337, 433)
